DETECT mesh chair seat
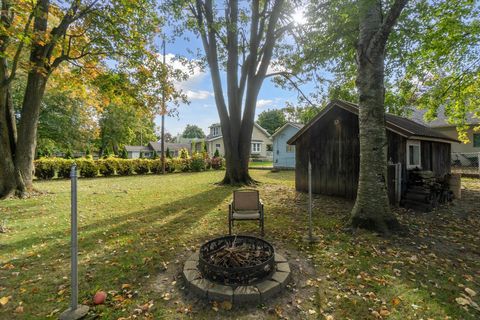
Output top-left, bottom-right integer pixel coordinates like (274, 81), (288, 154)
(229, 189), (264, 236)
(232, 212), (261, 219)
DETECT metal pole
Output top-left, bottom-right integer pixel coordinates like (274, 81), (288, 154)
(60, 164), (88, 320)
(70, 164), (78, 310)
(161, 38), (166, 174)
(477, 152), (480, 177)
(308, 156), (313, 241)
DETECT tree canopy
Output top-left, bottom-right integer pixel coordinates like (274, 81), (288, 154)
(182, 124), (206, 139)
(256, 109), (287, 134)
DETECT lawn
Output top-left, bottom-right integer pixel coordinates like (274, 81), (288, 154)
(0, 170), (479, 319)
(249, 161), (273, 168)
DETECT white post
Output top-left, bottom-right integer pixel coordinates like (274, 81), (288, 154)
(60, 164), (89, 320)
(308, 157), (313, 240)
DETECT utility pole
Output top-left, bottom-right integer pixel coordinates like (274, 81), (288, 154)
(161, 38), (166, 174)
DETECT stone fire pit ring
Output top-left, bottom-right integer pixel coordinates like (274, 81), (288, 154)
(183, 250), (291, 304)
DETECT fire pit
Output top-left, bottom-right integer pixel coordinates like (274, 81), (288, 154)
(183, 235), (291, 304)
(198, 235), (275, 285)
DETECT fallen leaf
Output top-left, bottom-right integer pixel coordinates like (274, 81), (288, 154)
(0, 296), (11, 306)
(379, 307), (390, 316)
(465, 288), (477, 297)
(308, 309), (317, 315)
(392, 297), (401, 306)
(455, 297), (470, 306)
(14, 306), (24, 313)
(121, 284), (131, 290)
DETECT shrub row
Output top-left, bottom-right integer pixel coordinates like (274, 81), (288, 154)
(34, 156), (224, 180)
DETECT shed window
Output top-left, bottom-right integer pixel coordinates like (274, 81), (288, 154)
(286, 145), (295, 153)
(251, 143), (261, 153)
(407, 140), (421, 169)
(473, 133), (480, 148)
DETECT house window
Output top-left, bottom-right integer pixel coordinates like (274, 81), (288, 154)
(251, 143), (261, 153)
(286, 145), (295, 153)
(407, 140), (421, 169)
(474, 133), (480, 148)
(215, 143), (221, 150)
(266, 144), (273, 152)
(212, 127), (220, 136)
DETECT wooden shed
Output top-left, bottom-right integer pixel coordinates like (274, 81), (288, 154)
(287, 100), (459, 207)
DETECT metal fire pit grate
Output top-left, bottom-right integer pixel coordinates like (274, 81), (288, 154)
(198, 235), (275, 285)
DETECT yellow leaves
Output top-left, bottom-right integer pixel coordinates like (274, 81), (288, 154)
(392, 296), (401, 306)
(0, 296), (11, 306)
(1, 263), (14, 270)
(121, 283), (131, 290)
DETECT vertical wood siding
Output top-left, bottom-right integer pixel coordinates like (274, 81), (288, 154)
(294, 107), (452, 201)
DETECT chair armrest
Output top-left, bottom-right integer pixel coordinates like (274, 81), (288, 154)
(229, 201), (233, 217)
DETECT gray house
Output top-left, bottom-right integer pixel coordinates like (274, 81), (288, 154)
(124, 141), (192, 159)
(272, 122), (303, 168)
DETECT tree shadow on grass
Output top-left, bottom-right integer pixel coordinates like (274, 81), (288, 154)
(0, 185), (234, 318)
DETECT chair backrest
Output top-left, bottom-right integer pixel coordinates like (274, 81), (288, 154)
(233, 189), (259, 211)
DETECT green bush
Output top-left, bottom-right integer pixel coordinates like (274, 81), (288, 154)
(98, 158), (118, 176)
(134, 159), (151, 174)
(77, 159), (98, 178)
(57, 159), (74, 179)
(190, 153), (205, 172)
(34, 158), (57, 179)
(172, 157), (191, 172)
(151, 159), (173, 174)
(117, 159), (134, 176)
(179, 148), (189, 159)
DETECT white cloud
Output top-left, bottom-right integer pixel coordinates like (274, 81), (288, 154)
(257, 99), (274, 108)
(161, 53), (212, 101)
(185, 90), (213, 100)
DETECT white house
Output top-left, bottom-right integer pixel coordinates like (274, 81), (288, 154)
(206, 123), (273, 160)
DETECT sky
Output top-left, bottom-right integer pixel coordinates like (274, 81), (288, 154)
(155, 26), (308, 137)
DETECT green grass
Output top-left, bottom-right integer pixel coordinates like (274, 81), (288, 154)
(0, 171), (479, 319)
(249, 161), (273, 168)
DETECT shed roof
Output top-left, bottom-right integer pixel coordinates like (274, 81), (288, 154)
(411, 107), (480, 128)
(271, 122), (304, 138)
(288, 100), (460, 145)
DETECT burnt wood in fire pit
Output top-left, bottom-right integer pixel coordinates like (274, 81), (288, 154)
(198, 235), (275, 285)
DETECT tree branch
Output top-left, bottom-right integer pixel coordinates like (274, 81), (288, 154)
(369, 0), (409, 51)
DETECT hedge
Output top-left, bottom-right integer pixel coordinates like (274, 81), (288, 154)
(33, 155), (225, 180)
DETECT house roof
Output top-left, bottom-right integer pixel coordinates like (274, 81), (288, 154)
(271, 122), (304, 138)
(411, 107), (480, 128)
(206, 135), (223, 142)
(206, 122), (272, 140)
(288, 100), (460, 145)
(148, 141), (191, 151)
(124, 145), (152, 152)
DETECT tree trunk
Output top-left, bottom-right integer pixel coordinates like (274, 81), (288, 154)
(0, 87), (18, 198)
(14, 71), (48, 194)
(350, 1), (401, 233)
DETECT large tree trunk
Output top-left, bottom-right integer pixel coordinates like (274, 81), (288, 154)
(192, 0), (283, 186)
(350, 0), (403, 233)
(0, 87), (19, 198)
(14, 72), (48, 193)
